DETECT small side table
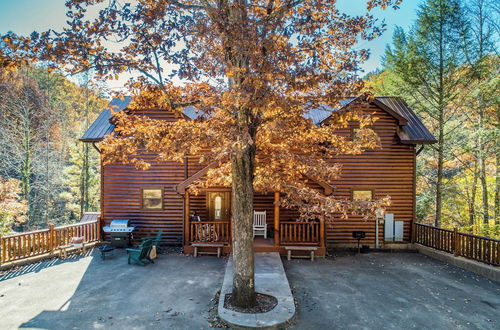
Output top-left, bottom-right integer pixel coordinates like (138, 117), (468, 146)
(99, 245), (115, 260)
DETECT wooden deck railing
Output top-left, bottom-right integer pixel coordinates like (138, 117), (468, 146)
(455, 232), (499, 266)
(189, 221), (230, 244)
(414, 223), (455, 253)
(280, 221), (320, 245)
(414, 223), (499, 266)
(0, 220), (99, 264)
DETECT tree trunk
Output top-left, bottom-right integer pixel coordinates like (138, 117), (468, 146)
(80, 142), (90, 218)
(495, 150), (499, 224)
(469, 158), (479, 226)
(435, 3), (445, 228)
(435, 110), (445, 228)
(495, 105), (500, 224)
(479, 153), (489, 224)
(477, 102), (489, 224)
(231, 139), (256, 308)
(21, 110), (32, 225)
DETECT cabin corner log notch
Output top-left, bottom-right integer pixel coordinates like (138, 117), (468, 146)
(81, 96), (436, 252)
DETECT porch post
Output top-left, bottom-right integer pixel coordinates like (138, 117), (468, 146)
(184, 191), (190, 246)
(274, 192), (280, 247)
(320, 218), (325, 248)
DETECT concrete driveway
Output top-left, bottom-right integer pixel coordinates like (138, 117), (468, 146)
(1, 250), (498, 329)
(285, 252), (500, 330)
(0, 249), (225, 330)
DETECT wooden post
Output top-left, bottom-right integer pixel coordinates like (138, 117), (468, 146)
(320, 218), (325, 248)
(184, 191), (190, 246)
(453, 228), (459, 256)
(274, 192), (280, 247)
(1, 237), (6, 264)
(97, 215), (101, 242)
(49, 224), (55, 255)
(411, 221), (416, 243)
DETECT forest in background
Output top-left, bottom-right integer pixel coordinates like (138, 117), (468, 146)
(367, 0), (499, 237)
(0, 66), (104, 235)
(0, 0), (498, 238)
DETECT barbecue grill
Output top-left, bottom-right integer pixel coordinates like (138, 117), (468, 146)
(103, 219), (135, 248)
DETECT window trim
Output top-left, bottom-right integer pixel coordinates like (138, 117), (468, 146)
(351, 188), (374, 202)
(141, 187), (164, 210)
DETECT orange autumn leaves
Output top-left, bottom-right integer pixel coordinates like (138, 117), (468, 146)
(2, 0), (400, 220)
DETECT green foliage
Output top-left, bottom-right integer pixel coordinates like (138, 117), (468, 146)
(60, 141), (101, 223)
(0, 66), (105, 231)
(368, 0), (499, 236)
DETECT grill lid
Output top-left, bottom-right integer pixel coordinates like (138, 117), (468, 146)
(110, 219), (130, 228)
(103, 219), (135, 233)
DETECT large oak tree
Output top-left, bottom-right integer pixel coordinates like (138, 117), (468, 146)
(3, 0), (399, 307)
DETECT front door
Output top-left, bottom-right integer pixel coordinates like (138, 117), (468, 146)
(207, 192), (231, 221)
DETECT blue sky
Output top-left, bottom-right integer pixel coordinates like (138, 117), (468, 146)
(0, 0), (422, 88)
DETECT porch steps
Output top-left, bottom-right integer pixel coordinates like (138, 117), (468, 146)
(218, 252), (296, 329)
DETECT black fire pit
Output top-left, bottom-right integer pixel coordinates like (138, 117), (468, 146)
(99, 245), (115, 260)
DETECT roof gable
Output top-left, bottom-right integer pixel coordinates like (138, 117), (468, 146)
(80, 97), (204, 142)
(80, 96), (132, 142)
(312, 96), (436, 145)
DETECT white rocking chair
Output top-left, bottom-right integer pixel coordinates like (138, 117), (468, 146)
(253, 211), (267, 239)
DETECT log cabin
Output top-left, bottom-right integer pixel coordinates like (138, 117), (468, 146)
(81, 96), (436, 256)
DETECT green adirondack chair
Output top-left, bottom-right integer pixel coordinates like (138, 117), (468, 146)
(141, 229), (163, 247)
(126, 239), (154, 266)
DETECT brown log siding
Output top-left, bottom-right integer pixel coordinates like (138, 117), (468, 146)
(101, 105), (416, 246)
(326, 104), (415, 246)
(101, 109), (186, 244)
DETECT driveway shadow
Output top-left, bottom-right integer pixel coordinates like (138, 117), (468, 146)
(1, 249), (225, 330)
(0, 249), (94, 282)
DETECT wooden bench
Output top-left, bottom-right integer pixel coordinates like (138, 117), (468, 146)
(59, 242), (86, 259)
(285, 246), (318, 261)
(192, 243), (225, 258)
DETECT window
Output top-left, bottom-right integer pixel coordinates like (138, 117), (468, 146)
(142, 188), (163, 209)
(352, 190), (373, 201)
(214, 196), (222, 219)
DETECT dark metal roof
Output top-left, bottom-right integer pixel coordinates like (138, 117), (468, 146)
(80, 212), (100, 223)
(304, 98), (356, 126)
(81, 98), (205, 142)
(183, 105), (201, 120)
(82, 96), (436, 145)
(376, 97), (437, 144)
(80, 97), (132, 142)
(307, 96), (436, 145)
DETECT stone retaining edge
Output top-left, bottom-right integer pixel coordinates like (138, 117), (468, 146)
(414, 244), (499, 283)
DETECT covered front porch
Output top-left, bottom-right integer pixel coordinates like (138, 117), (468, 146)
(182, 190), (326, 257)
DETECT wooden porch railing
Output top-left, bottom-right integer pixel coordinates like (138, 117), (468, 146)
(414, 223), (499, 266)
(0, 220), (99, 264)
(280, 221), (320, 245)
(189, 221), (230, 244)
